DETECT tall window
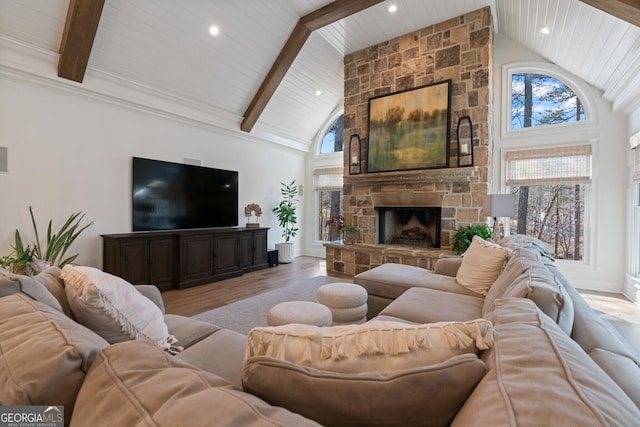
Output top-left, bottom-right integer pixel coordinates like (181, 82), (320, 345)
(511, 73), (586, 130)
(506, 145), (591, 260)
(314, 168), (343, 241)
(320, 115), (344, 154)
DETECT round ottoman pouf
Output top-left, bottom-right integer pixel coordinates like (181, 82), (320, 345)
(317, 283), (368, 325)
(267, 301), (332, 327)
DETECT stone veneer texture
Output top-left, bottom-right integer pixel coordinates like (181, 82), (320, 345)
(342, 7), (493, 249)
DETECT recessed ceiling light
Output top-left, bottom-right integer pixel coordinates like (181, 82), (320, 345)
(208, 24), (220, 37)
(539, 25), (550, 35)
(315, 90), (322, 97)
(388, 4), (398, 13)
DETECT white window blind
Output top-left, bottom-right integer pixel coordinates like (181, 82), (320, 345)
(314, 167), (343, 190)
(505, 144), (592, 186)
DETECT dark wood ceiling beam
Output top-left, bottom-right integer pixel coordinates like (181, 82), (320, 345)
(580, 0), (640, 28)
(58, 0), (106, 83)
(241, 0), (384, 133)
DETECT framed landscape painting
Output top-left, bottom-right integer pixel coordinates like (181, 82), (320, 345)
(367, 80), (451, 172)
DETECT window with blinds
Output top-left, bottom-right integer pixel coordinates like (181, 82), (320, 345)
(507, 144), (590, 261)
(505, 144), (592, 186)
(314, 167), (343, 189)
(315, 167), (343, 241)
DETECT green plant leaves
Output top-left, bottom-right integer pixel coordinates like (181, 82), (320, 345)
(273, 180), (298, 242)
(452, 225), (492, 254)
(0, 206), (93, 273)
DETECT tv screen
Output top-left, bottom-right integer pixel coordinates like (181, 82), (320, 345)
(132, 157), (238, 231)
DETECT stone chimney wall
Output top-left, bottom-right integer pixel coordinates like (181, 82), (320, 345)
(342, 7), (493, 248)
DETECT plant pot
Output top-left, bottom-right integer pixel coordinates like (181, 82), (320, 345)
(275, 242), (294, 263)
(343, 230), (359, 245)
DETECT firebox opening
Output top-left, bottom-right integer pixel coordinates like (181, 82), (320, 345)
(377, 207), (441, 248)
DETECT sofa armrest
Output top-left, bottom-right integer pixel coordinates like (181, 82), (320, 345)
(433, 258), (463, 277)
(134, 285), (165, 314)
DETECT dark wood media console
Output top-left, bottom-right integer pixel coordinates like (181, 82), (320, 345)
(102, 227), (269, 291)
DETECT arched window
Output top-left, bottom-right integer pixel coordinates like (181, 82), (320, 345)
(313, 112), (345, 243)
(319, 115), (344, 154)
(502, 63), (596, 261)
(510, 73), (587, 130)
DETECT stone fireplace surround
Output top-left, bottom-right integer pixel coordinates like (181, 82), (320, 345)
(324, 167), (481, 276)
(326, 8), (493, 277)
(346, 167), (482, 248)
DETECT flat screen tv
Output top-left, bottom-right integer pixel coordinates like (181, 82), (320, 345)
(132, 157), (238, 231)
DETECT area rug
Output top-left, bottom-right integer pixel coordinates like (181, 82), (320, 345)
(192, 275), (349, 334)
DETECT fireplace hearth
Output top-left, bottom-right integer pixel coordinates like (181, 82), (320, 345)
(377, 207), (441, 248)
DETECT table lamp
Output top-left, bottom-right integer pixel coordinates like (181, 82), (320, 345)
(483, 194), (515, 239)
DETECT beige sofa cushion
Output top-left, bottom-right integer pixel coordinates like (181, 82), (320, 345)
(245, 319), (493, 373)
(379, 286), (484, 324)
(72, 340), (321, 427)
(483, 264), (574, 335)
(498, 233), (555, 259)
(456, 235), (511, 295)
(61, 265), (177, 350)
(242, 353), (486, 427)
(452, 298), (640, 426)
(163, 314), (219, 348)
(176, 329), (248, 389)
(354, 262), (479, 299)
(483, 247), (543, 312)
(588, 348), (640, 408)
(0, 270), (64, 312)
(0, 294), (108, 426)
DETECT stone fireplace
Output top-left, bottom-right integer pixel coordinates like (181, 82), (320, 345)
(342, 7), (492, 248)
(325, 7), (493, 277)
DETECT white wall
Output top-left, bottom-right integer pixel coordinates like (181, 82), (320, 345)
(0, 74), (307, 269)
(492, 34), (629, 294)
(625, 104), (640, 301)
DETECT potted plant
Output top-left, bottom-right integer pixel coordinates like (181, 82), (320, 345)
(341, 224), (359, 245)
(451, 224), (492, 254)
(0, 231), (38, 275)
(0, 206), (93, 275)
(326, 215), (344, 242)
(272, 180), (298, 263)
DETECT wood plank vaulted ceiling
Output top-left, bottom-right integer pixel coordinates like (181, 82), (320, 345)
(1, 0), (639, 151)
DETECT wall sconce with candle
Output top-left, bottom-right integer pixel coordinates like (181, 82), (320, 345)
(349, 134), (362, 175)
(457, 115), (474, 167)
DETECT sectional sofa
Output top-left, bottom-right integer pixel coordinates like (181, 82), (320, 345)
(1, 234), (639, 426)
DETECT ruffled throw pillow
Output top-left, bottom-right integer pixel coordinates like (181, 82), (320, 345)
(245, 319), (494, 373)
(61, 265), (179, 352)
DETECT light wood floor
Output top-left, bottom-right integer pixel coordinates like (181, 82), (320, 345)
(162, 256), (349, 317)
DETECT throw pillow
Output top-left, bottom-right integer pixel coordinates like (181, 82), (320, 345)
(456, 235), (511, 295)
(498, 233), (556, 260)
(245, 319), (494, 373)
(242, 353), (487, 427)
(0, 294), (108, 426)
(61, 265), (178, 351)
(32, 266), (73, 316)
(0, 270), (64, 312)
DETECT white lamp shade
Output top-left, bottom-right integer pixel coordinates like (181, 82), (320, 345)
(483, 194), (515, 218)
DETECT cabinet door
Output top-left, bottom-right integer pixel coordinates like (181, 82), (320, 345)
(119, 239), (149, 285)
(149, 238), (174, 291)
(214, 234), (241, 278)
(179, 235), (214, 286)
(253, 229), (268, 266)
(238, 232), (253, 269)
